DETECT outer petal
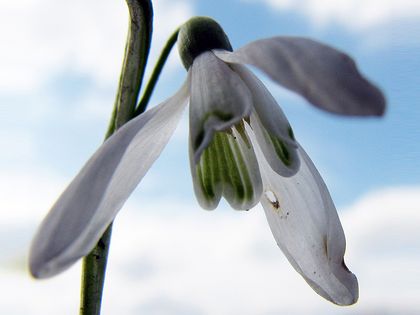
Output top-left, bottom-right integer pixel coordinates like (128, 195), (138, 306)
(247, 125), (358, 305)
(214, 37), (385, 116)
(232, 64), (300, 177)
(190, 51), (252, 162)
(29, 80), (189, 278)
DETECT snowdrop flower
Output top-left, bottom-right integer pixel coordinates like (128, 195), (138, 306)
(30, 17), (385, 305)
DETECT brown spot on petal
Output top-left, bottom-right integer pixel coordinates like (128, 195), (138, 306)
(264, 190), (281, 213)
(323, 236), (329, 259)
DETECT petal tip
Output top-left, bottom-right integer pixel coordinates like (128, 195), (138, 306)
(29, 251), (79, 279)
(29, 248), (63, 279)
(28, 254), (52, 279)
(353, 82), (387, 117)
(29, 261), (42, 279)
(29, 230), (83, 279)
(334, 262), (359, 306)
(303, 269), (358, 306)
(373, 92), (387, 117)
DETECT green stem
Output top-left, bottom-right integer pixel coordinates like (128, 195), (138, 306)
(80, 1), (153, 315)
(134, 28), (180, 116)
(79, 224), (113, 315)
(107, 0), (153, 137)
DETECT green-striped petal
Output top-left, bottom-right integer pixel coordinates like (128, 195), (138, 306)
(250, 113), (300, 177)
(190, 126), (262, 210)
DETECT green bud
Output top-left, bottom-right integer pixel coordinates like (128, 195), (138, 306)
(178, 16), (233, 69)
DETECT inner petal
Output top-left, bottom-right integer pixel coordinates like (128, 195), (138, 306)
(250, 113), (300, 177)
(190, 124), (262, 210)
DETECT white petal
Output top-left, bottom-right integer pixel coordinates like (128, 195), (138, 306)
(190, 51), (252, 162)
(214, 37), (385, 116)
(29, 80), (189, 278)
(232, 64), (300, 177)
(247, 125), (358, 304)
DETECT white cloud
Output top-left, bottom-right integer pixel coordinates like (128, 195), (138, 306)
(0, 268), (80, 315)
(248, 0), (420, 31)
(0, 130), (38, 163)
(342, 187), (420, 310)
(1, 177), (420, 314)
(0, 168), (65, 223)
(0, 0), (193, 93)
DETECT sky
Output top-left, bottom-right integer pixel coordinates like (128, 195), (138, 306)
(0, 0), (419, 314)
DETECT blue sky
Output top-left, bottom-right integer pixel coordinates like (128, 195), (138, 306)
(1, 0), (420, 314)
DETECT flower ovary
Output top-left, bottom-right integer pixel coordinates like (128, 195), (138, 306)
(178, 16), (233, 69)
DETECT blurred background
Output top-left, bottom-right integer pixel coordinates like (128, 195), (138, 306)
(1, 0), (419, 314)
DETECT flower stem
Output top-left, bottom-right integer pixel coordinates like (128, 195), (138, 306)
(79, 1), (153, 314)
(79, 224), (113, 315)
(134, 27), (180, 116)
(106, 0), (153, 138)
